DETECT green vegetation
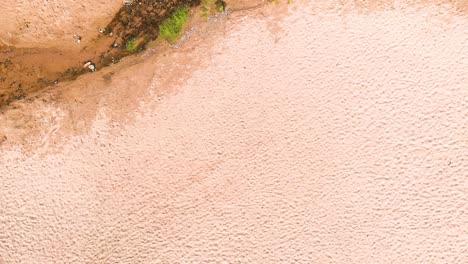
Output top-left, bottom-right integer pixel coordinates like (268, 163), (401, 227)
(200, 0), (226, 20)
(125, 38), (137, 53)
(159, 6), (190, 43)
(215, 0), (226, 12)
(200, 5), (209, 19)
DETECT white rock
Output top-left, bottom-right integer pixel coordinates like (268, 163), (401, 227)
(88, 64), (96, 72)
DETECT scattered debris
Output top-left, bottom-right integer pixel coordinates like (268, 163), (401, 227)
(0, 0), (204, 108)
(73, 35), (82, 44)
(83, 61), (96, 72)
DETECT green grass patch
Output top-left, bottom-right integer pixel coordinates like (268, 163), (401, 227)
(215, 0), (226, 12)
(125, 38), (137, 53)
(159, 6), (190, 43)
(200, 5), (209, 19)
(200, 0), (226, 20)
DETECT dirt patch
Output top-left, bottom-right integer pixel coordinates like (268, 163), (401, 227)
(0, 0), (122, 48)
(0, 0), (264, 151)
(0, 0), (203, 108)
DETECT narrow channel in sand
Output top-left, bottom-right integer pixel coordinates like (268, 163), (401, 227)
(0, 1), (467, 263)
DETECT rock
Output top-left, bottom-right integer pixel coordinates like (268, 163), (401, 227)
(73, 35), (82, 44)
(83, 61), (96, 72)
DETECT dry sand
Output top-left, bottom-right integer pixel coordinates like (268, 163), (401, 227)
(1, 0), (122, 48)
(1, 0), (467, 263)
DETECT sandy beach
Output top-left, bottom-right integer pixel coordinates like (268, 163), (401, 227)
(0, 0), (467, 263)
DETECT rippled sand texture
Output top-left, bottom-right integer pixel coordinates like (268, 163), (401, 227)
(1, 1), (467, 263)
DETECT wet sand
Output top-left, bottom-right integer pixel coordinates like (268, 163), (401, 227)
(1, 0), (467, 263)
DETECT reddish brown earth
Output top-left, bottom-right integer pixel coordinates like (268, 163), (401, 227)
(0, 0), (119, 107)
(0, 0), (467, 263)
(0, 0), (204, 107)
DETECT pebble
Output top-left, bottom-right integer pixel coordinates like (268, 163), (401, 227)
(83, 61), (96, 72)
(88, 64), (96, 72)
(74, 35), (81, 44)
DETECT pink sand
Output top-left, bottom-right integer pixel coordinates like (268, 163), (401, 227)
(1, 1), (467, 263)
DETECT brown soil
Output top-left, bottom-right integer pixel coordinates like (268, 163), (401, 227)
(0, 43), (109, 106)
(0, 0), (203, 107)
